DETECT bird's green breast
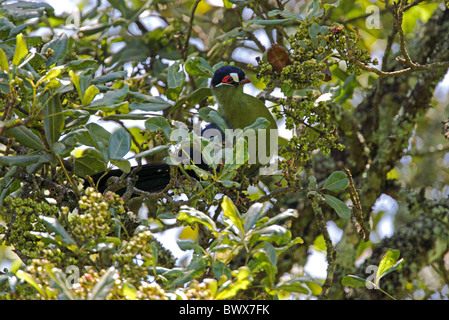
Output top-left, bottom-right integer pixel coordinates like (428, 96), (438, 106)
(212, 85), (277, 130)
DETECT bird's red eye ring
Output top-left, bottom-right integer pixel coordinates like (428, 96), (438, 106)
(222, 75), (233, 83)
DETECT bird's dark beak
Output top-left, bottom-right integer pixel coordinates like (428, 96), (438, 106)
(240, 76), (251, 84)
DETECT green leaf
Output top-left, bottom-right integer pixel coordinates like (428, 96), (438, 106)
(376, 249), (404, 285)
(275, 281), (310, 294)
(323, 171), (349, 191)
(47, 267), (78, 300)
(131, 145), (169, 159)
(309, 23), (328, 46)
(87, 85), (129, 110)
(253, 225), (288, 241)
(121, 282), (137, 300)
(324, 194), (351, 219)
(144, 116), (172, 140)
(6, 125), (45, 151)
(12, 33), (28, 66)
(255, 208), (298, 229)
(128, 96), (172, 112)
(215, 267), (251, 300)
(243, 117), (271, 132)
(74, 151), (107, 177)
(219, 180), (241, 188)
(82, 85), (100, 105)
(38, 215), (77, 249)
(178, 206), (218, 236)
(41, 32), (68, 67)
(167, 62), (184, 88)
(110, 158), (131, 173)
(341, 275), (368, 288)
(88, 267), (116, 300)
(15, 270), (46, 298)
(0, 48), (9, 72)
(109, 128), (131, 160)
(43, 92), (64, 147)
(221, 196), (244, 235)
(177, 240), (205, 254)
(86, 123), (111, 149)
(243, 202), (263, 232)
(244, 18), (290, 26)
(184, 57), (214, 78)
(267, 10), (303, 21)
(307, 0), (324, 18)
(264, 242), (277, 266)
(198, 108), (229, 133)
(185, 87), (212, 105)
(0, 1), (54, 20)
(91, 71), (126, 85)
(0, 154), (44, 166)
(36, 66), (62, 86)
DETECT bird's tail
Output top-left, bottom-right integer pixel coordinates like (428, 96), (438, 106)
(86, 163), (171, 195)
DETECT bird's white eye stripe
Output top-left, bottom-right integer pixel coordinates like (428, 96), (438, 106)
(230, 72), (239, 82)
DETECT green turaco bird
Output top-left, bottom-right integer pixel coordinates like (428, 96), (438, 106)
(209, 65), (278, 168)
(89, 65), (278, 194)
(210, 65), (277, 132)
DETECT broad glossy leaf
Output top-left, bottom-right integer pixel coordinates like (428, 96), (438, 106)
(74, 151), (107, 176)
(38, 215), (77, 249)
(243, 202), (263, 232)
(184, 57), (214, 78)
(15, 270), (46, 297)
(0, 48), (9, 72)
(88, 267), (116, 300)
(255, 208), (298, 229)
(144, 116), (172, 140)
(341, 275), (368, 288)
(178, 206), (217, 235)
(275, 281), (310, 294)
(36, 66), (62, 86)
(324, 171), (349, 191)
(267, 10), (303, 21)
(221, 196), (244, 235)
(84, 122), (111, 150)
(128, 97), (172, 112)
(6, 125), (45, 151)
(0, 1), (54, 20)
(108, 128), (131, 160)
(131, 145), (169, 159)
(82, 85), (100, 105)
(110, 158), (131, 173)
(12, 33), (28, 66)
(324, 194), (351, 219)
(167, 61), (183, 88)
(244, 18), (290, 26)
(87, 85), (129, 109)
(0, 154), (43, 166)
(177, 240), (205, 253)
(43, 92), (64, 147)
(41, 32), (68, 67)
(91, 71), (126, 85)
(198, 108), (229, 133)
(47, 267), (77, 300)
(377, 249), (403, 285)
(264, 242), (277, 266)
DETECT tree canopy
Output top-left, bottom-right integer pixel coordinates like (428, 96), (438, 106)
(0, 0), (449, 300)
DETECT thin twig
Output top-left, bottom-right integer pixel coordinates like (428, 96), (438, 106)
(182, 0), (201, 60)
(308, 190), (336, 300)
(344, 167), (370, 241)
